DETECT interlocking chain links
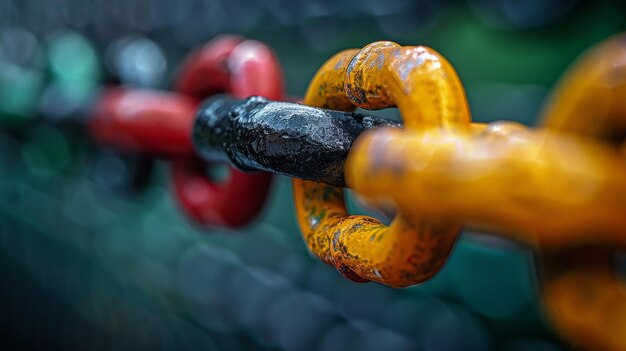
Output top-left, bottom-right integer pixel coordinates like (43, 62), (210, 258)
(536, 33), (626, 351)
(295, 35), (626, 349)
(344, 40), (626, 247)
(338, 35), (626, 349)
(348, 121), (626, 246)
(90, 36), (284, 228)
(192, 96), (401, 187)
(294, 42), (471, 287)
(168, 36), (284, 228)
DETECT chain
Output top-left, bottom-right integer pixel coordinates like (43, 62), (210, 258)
(88, 36), (283, 227)
(2, 31), (626, 350)
(293, 35), (626, 351)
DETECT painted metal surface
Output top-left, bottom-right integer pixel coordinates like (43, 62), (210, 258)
(288, 36), (626, 350)
(193, 95), (400, 187)
(88, 36), (284, 227)
(536, 33), (626, 351)
(89, 87), (197, 157)
(295, 41), (471, 288)
(170, 36), (283, 227)
(6, 28), (626, 349)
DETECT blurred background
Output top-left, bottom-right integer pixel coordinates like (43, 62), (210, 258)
(0, 0), (625, 350)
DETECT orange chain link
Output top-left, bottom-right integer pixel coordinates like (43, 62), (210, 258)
(294, 34), (626, 350)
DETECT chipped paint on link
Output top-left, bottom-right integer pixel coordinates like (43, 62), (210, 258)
(294, 41), (469, 287)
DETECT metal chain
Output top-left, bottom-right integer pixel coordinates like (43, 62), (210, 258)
(2, 29), (626, 350)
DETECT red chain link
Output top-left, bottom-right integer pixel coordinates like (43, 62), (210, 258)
(87, 35), (285, 228)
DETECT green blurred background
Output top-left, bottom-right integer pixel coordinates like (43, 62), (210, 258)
(1, 0), (625, 350)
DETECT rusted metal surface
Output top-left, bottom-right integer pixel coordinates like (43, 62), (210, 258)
(295, 41), (470, 288)
(6, 27), (626, 349)
(292, 35), (626, 350)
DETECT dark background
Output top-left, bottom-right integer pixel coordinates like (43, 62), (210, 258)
(1, 0), (625, 350)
